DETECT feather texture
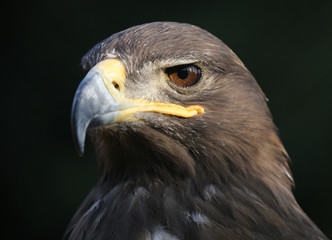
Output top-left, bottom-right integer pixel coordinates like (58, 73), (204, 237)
(65, 22), (328, 240)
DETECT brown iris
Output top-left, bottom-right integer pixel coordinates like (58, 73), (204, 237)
(167, 65), (201, 87)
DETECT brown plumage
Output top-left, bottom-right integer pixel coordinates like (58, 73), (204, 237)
(65, 22), (328, 240)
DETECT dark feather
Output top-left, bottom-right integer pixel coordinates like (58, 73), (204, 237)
(65, 22), (328, 240)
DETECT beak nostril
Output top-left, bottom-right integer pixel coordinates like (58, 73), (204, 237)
(112, 81), (120, 90)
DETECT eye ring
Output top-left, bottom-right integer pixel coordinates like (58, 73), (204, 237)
(166, 65), (201, 87)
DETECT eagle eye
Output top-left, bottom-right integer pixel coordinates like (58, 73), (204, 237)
(166, 65), (201, 87)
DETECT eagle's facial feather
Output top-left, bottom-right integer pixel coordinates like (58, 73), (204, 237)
(79, 22), (290, 188)
(66, 22), (328, 240)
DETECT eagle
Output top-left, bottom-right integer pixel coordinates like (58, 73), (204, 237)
(65, 22), (328, 240)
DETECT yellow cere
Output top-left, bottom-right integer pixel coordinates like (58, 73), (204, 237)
(92, 59), (127, 101)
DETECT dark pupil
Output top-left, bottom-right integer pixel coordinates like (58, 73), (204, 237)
(177, 68), (189, 79)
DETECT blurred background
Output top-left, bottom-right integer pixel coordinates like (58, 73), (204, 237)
(3, 0), (331, 239)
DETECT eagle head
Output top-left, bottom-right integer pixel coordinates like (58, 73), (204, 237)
(67, 22), (327, 240)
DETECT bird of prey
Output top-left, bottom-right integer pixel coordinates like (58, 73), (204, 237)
(65, 22), (328, 240)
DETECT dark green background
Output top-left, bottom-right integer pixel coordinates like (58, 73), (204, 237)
(4, 0), (331, 239)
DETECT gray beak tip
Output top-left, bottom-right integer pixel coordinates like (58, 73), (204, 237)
(71, 111), (87, 157)
(71, 71), (119, 157)
(76, 131), (86, 157)
(77, 147), (85, 157)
